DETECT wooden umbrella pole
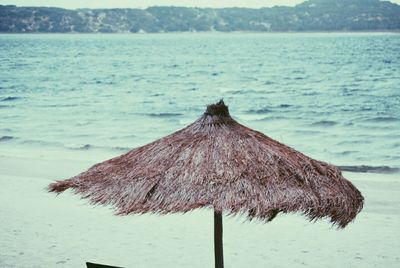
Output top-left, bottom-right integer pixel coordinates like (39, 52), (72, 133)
(214, 211), (224, 268)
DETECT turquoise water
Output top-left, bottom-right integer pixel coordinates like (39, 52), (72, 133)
(0, 33), (399, 168)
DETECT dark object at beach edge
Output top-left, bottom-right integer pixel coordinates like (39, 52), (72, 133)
(86, 262), (124, 268)
(339, 165), (400, 174)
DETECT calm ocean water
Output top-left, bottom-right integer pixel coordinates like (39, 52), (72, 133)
(0, 33), (399, 169)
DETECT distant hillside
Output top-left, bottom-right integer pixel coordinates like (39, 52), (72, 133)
(1, 0), (399, 33)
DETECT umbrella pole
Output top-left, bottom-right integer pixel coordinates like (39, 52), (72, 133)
(214, 210), (224, 268)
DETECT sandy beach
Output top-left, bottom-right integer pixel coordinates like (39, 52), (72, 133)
(0, 152), (399, 268)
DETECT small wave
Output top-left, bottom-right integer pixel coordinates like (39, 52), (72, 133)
(67, 144), (130, 152)
(339, 165), (400, 174)
(256, 116), (285, 121)
(75, 121), (91, 126)
(302, 92), (319, 96)
(1, 96), (20, 102)
(0, 105), (13, 109)
(146, 113), (183, 117)
(69, 144), (93, 150)
(227, 89), (265, 95)
(95, 80), (114, 85)
(335, 150), (359, 156)
(0, 135), (14, 142)
(310, 120), (338, 127)
(295, 130), (322, 135)
(391, 142), (400, 148)
(291, 70), (305, 74)
(150, 93), (164, 97)
(279, 104), (292, 108)
(112, 146), (131, 152)
(110, 134), (136, 140)
(360, 107), (373, 111)
(263, 81), (274, 85)
(67, 144), (105, 151)
(226, 90), (243, 94)
(364, 117), (400, 123)
(211, 72), (223, 76)
(336, 140), (371, 146)
(21, 139), (63, 147)
(36, 104), (78, 108)
(245, 107), (271, 114)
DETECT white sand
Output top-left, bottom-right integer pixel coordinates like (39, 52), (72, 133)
(0, 153), (399, 268)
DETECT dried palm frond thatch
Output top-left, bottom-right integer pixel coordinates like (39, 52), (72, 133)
(49, 100), (363, 228)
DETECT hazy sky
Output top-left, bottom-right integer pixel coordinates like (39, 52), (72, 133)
(4, 0), (400, 9)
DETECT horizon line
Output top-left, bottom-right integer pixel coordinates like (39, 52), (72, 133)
(2, 4), (299, 10)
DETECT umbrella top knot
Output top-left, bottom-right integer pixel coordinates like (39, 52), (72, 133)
(205, 99), (230, 117)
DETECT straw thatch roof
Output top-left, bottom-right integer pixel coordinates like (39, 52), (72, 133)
(49, 100), (363, 228)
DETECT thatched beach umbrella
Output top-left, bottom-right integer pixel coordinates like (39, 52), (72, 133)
(49, 100), (363, 268)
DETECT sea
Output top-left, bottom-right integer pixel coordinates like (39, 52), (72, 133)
(0, 33), (399, 171)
